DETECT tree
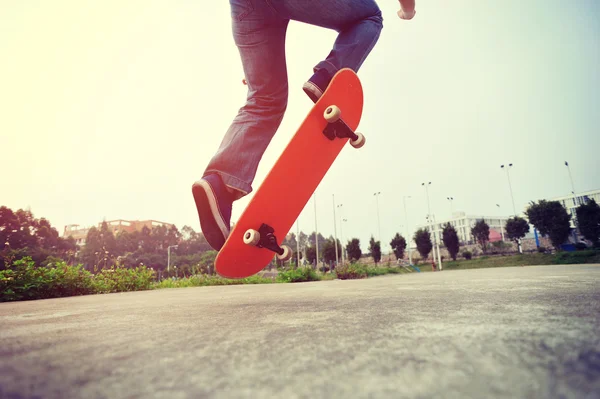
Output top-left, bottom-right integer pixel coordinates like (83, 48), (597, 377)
(390, 233), (407, 261)
(526, 200), (572, 249)
(0, 206), (78, 266)
(576, 199), (600, 247)
(471, 220), (490, 253)
(80, 221), (119, 268)
(346, 238), (362, 262)
(322, 238), (341, 265)
(368, 236), (382, 264)
(308, 232), (327, 261)
(505, 217), (530, 250)
(306, 246), (317, 264)
(414, 228), (432, 261)
(298, 231), (308, 256)
(283, 233), (298, 253)
(442, 223), (460, 261)
(177, 226), (212, 255)
(0, 206), (37, 251)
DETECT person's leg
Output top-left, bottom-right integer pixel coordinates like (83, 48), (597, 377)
(270, 0), (383, 101)
(193, 0), (289, 250)
(204, 1), (289, 198)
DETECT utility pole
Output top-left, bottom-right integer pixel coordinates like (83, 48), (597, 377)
(500, 163), (517, 216)
(296, 219), (300, 268)
(403, 196), (412, 264)
(332, 194), (338, 268)
(337, 204), (344, 264)
(422, 182), (442, 270)
(447, 197), (454, 217)
(167, 245), (178, 273)
(565, 161), (576, 195)
(314, 193), (319, 269)
(374, 192), (382, 242)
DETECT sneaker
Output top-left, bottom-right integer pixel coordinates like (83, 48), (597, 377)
(302, 69), (332, 103)
(192, 174), (233, 251)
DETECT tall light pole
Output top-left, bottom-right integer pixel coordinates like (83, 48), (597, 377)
(422, 182), (442, 270)
(332, 194), (339, 267)
(500, 163), (517, 216)
(337, 203), (344, 264)
(496, 203), (505, 241)
(403, 196), (412, 264)
(296, 218), (300, 268)
(167, 245), (178, 273)
(314, 193), (319, 268)
(565, 161), (576, 195)
(374, 192), (382, 242)
(447, 197), (454, 217)
(341, 218), (348, 264)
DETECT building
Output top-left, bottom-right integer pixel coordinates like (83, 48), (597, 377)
(414, 212), (509, 245)
(62, 219), (175, 246)
(62, 225), (91, 246)
(547, 189), (600, 228)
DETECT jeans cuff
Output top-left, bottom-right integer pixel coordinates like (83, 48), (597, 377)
(204, 170), (251, 200)
(314, 61), (338, 77)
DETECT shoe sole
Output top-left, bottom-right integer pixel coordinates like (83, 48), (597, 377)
(192, 180), (229, 250)
(302, 81), (323, 103)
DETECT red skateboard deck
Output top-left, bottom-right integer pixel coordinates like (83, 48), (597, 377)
(215, 68), (364, 278)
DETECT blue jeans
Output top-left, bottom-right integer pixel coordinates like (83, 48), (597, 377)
(203, 0), (383, 199)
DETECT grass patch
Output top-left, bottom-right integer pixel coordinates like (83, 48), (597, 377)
(276, 267), (320, 283)
(335, 263), (368, 279)
(442, 250), (600, 270)
(152, 274), (274, 289)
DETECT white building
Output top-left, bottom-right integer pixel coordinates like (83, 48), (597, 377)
(547, 188), (600, 228)
(414, 212), (509, 245)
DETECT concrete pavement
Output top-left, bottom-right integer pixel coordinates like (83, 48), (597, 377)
(1, 265), (599, 398)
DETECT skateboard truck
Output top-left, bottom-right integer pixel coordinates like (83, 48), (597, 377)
(243, 224), (292, 261)
(322, 105), (366, 148)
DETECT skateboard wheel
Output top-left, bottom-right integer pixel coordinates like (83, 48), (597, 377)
(324, 105), (341, 123)
(243, 229), (260, 246)
(277, 245), (292, 261)
(350, 132), (366, 149)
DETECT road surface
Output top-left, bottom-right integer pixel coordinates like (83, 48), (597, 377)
(1, 265), (599, 398)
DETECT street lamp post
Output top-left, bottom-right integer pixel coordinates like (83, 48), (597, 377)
(296, 219), (300, 268)
(403, 196), (412, 264)
(447, 197), (454, 217)
(341, 218), (348, 264)
(500, 163), (517, 216)
(374, 192), (382, 242)
(167, 245), (178, 273)
(496, 204), (505, 241)
(422, 182), (442, 270)
(565, 161), (576, 195)
(337, 203), (344, 264)
(314, 193), (319, 269)
(332, 194), (339, 268)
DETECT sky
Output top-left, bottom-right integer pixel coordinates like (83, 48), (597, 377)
(2, 0), (599, 253)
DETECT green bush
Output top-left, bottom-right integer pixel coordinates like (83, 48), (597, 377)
(276, 267), (320, 283)
(1, 257), (94, 302)
(462, 251), (472, 260)
(91, 265), (156, 294)
(335, 263), (367, 280)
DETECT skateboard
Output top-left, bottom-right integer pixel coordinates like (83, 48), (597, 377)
(215, 68), (365, 279)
